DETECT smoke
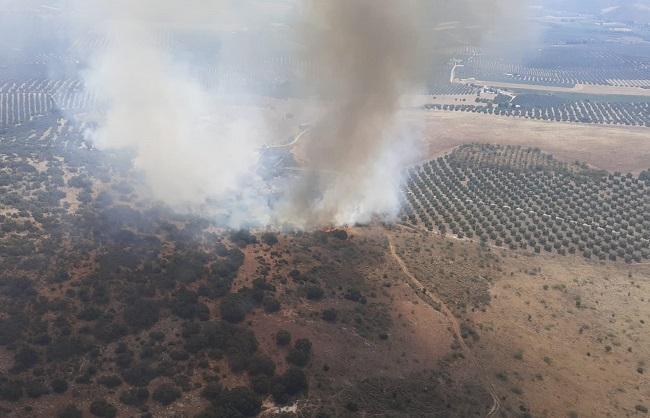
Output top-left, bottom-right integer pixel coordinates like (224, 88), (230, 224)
(71, 0), (274, 221)
(55, 0), (534, 229)
(281, 0), (536, 227)
(277, 0), (419, 227)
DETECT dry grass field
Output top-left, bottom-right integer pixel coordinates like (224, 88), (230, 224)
(399, 110), (650, 174)
(387, 226), (650, 418)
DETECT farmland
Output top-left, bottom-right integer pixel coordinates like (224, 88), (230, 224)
(425, 98), (650, 127)
(401, 144), (650, 263)
(457, 50), (650, 88)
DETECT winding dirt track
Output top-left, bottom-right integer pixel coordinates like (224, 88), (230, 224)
(386, 231), (501, 418)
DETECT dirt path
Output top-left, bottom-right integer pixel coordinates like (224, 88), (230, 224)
(386, 231), (501, 418)
(456, 78), (650, 97)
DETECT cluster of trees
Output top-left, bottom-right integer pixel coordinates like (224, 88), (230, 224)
(402, 145), (650, 262)
(0, 106), (320, 417)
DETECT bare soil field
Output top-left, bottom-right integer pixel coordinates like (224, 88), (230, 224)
(401, 110), (650, 174)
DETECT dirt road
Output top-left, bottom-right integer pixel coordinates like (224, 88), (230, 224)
(386, 231), (501, 418)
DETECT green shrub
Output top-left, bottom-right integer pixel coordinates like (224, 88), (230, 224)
(121, 364), (158, 387)
(119, 387), (149, 406)
(279, 368), (308, 396)
(286, 339), (312, 367)
(321, 308), (337, 322)
(89, 399), (117, 418)
(200, 381), (223, 403)
(13, 346), (40, 371)
(261, 232), (278, 246)
(57, 405), (82, 418)
(25, 380), (50, 398)
(220, 294), (250, 323)
(230, 230), (258, 247)
(263, 296), (281, 313)
(305, 286), (324, 301)
(276, 330), (291, 346)
(220, 387), (261, 417)
(51, 378), (68, 394)
(97, 375), (122, 388)
(124, 299), (160, 329)
(0, 379), (23, 402)
(152, 384), (182, 406)
(248, 354), (276, 377)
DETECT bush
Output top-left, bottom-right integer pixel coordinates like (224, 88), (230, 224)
(13, 346), (40, 371)
(152, 384), (182, 406)
(279, 368), (308, 396)
(51, 378), (68, 394)
(248, 354), (276, 377)
(170, 288), (204, 320)
(305, 286), (324, 301)
(263, 296), (281, 313)
(220, 387), (261, 417)
(344, 289), (365, 303)
(77, 307), (103, 321)
(57, 405), (83, 418)
(124, 299), (160, 330)
(230, 230), (258, 247)
(330, 229), (348, 240)
(97, 375), (122, 388)
(201, 381), (223, 403)
(170, 350), (190, 361)
(0, 379), (23, 402)
(261, 232), (279, 246)
(251, 375), (272, 395)
(121, 364), (158, 387)
(25, 380), (50, 398)
(286, 339), (312, 368)
(276, 330), (291, 346)
(119, 387), (149, 406)
(321, 308), (337, 322)
(220, 294), (252, 323)
(89, 399), (117, 418)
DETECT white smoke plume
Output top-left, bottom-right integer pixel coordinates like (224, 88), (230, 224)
(281, 0), (536, 227)
(55, 0), (535, 229)
(72, 1), (271, 214)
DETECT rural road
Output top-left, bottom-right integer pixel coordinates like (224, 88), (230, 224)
(265, 126), (310, 149)
(455, 77), (650, 97)
(386, 231), (501, 418)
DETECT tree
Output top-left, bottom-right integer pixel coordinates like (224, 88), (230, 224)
(0, 379), (23, 401)
(97, 375), (122, 389)
(25, 380), (50, 398)
(119, 388), (149, 406)
(286, 339), (312, 368)
(305, 286), (324, 301)
(276, 330), (291, 347)
(220, 387), (261, 417)
(13, 346), (40, 371)
(89, 399), (117, 418)
(124, 299), (160, 330)
(51, 378), (68, 394)
(261, 232), (278, 246)
(153, 384), (182, 406)
(321, 308), (337, 322)
(57, 405), (83, 418)
(220, 294), (249, 323)
(263, 296), (281, 313)
(247, 354), (276, 377)
(279, 368), (308, 396)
